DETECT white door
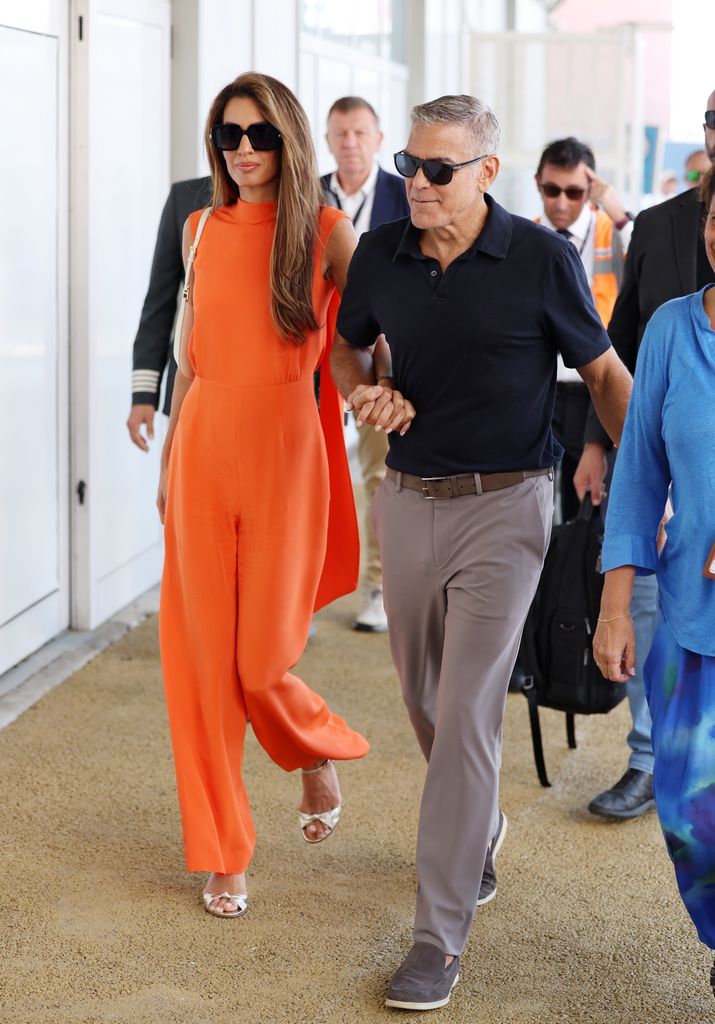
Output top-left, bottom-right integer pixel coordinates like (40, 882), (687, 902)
(0, 3), (70, 674)
(71, 0), (171, 629)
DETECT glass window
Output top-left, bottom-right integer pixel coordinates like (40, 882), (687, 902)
(300, 0), (407, 66)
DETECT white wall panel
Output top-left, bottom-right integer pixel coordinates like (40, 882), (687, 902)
(0, 0), (61, 33)
(253, 0), (297, 87)
(72, 0), (171, 629)
(0, 12), (69, 675)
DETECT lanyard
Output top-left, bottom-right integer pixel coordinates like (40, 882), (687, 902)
(576, 213), (593, 257)
(328, 187), (370, 230)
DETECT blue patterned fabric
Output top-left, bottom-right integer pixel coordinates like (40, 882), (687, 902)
(645, 614), (715, 948)
(601, 285), (715, 655)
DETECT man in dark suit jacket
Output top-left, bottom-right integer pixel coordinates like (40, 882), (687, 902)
(321, 96), (409, 234)
(127, 176), (212, 451)
(321, 96), (410, 633)
(573, 89), (715, 820)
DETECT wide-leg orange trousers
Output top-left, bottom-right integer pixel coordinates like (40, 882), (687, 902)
(160, 375), (369, 873)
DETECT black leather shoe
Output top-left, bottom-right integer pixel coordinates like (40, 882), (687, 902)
(385, 943), (459, 1011)
(588, 768), (654, 819)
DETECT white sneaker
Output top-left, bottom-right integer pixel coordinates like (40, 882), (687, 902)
(353, 587), (388, 633)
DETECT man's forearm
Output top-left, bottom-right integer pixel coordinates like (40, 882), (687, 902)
(373, 335), (393, 384)
(583, 400), (612, 449)
(330, 336), (377, 398)
(587, 358), (632, 445)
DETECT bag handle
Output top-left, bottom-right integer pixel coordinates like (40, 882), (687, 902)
(173, 206), (212, 365)
(576, 492), (605, 533)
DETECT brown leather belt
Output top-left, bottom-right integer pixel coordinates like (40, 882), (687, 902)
(386, 465), (553, 500)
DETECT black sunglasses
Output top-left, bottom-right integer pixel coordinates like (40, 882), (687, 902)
(705, 111), (715, 129)
(394, 150), (490, 185)
(211, 121), (282, 152)
(539, 182), (588, 201)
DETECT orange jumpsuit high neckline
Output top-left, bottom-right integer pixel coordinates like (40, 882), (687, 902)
(160, 202), (368, 873)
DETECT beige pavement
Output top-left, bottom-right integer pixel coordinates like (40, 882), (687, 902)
(0, 592), (710, 1024)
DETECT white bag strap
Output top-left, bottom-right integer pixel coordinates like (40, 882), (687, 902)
(173, 206), (212, 365)
(184, 206), (212, 287)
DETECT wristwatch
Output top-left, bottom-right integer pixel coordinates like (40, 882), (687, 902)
(614, 213), (633, 231)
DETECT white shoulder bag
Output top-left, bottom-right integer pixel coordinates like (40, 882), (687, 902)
(173, 206), (212, 366)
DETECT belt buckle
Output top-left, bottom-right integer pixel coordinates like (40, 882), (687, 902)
(421, 475), (450, 500)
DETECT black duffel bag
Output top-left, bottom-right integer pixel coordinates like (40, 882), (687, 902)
(513, 495), (626, 787)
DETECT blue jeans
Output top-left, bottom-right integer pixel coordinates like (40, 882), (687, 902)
(625, 574), (658, 774)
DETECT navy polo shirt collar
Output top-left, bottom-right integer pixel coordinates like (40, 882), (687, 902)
(392, 193), (512, 263)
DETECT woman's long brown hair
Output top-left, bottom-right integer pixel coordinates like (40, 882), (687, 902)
(205, 72), (323, 344)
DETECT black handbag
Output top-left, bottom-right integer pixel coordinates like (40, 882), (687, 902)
(514, 495), (626, 787)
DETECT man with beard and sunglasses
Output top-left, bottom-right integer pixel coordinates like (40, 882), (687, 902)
(573, 90), (715, 824)
(331, 94), (632, 1011)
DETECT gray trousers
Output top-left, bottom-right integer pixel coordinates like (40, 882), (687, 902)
(373, 471), (553, 955)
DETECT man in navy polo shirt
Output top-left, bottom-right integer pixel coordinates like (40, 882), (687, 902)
(331, 94), (633, 1011)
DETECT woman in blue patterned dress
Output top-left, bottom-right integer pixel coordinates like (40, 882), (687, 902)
(593, 166), (715, 997)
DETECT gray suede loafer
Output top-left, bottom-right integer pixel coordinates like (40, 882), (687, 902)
(477, 809), (508, 906)
(385, 941), (460, 1011)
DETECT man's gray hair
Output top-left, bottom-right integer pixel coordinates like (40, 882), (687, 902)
(410, 95), (500, 155)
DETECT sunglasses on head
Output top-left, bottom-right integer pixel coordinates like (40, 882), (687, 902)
(539, 182), (588, 200)
(211, 121), (282, 152)
(705, 111), (715, 129)
(394, 150), (490, 185)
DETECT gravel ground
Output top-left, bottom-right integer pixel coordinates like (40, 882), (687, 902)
(0, 590), (711, 1024)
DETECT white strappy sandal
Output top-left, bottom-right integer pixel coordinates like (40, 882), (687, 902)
(299, 758), (342, 844)
(201, 891), (248, 919)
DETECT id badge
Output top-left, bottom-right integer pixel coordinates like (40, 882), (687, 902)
(703, 541), (715, 580)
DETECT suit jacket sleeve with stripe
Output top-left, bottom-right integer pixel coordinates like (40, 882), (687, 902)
(131, 176), (212, 414)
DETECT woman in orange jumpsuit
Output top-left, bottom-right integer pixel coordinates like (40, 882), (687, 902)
(157, 73), (370, 918)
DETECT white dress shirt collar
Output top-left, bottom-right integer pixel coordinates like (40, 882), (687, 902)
(542, 202), (593, 246)
(330, 161), (379, 205)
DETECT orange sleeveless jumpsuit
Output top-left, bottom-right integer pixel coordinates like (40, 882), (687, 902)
(160, 199), (369, 874)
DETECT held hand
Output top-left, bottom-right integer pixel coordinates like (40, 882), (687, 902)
(347, 383), (383, 424)
(573, 442), (608, 505)
(592, 614), (635, 683)
(127, 404), (155, 452)
(347, 384), (416, 436)
(156, 465), (168, 525)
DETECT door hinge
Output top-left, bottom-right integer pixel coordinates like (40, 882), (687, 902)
(76, 480), (87, 505)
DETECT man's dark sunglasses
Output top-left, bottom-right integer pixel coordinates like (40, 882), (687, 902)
(704, 110), (715, 129)
(539, 182), (588, 200)
(394, 150), (490, 185)
(211, 121), (282, 152)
